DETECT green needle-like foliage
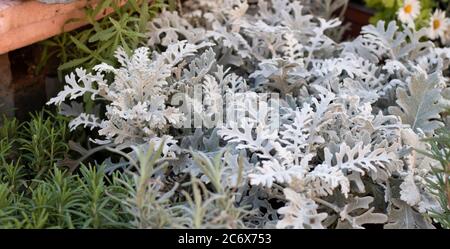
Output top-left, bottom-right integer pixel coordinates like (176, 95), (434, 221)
(420, 128), (450, 229)
(0, 112), (128, 228)
(1, 113), (249, 229)
(17, 112), (69, 178)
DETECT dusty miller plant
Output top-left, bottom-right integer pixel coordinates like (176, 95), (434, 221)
(48, 0), (450, 229)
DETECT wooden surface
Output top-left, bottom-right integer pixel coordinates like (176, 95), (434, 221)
(0, 0), (126, 54)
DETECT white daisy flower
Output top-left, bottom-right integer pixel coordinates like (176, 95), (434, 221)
(397, 0), (421, 27)
(428, 9), (449, 41)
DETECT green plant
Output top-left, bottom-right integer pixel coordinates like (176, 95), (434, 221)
(182, 150), (248, 229)
(1, 113), (249, 228)
(0, 115), (18, 142)
(17, 112), (70, 178)
(419, 128), (450, 228)
(38, 0), (166, 78)
(0, 111), (127, 229)
(109, 144), (249, 229)
(0, 110), (129, 228)
(365, 0), (435, 29)
(111, 143), (184, 228)
(1, 112), (69, 177)
(0, 165), (129, 228)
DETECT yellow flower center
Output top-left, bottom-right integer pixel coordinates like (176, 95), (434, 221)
(433, 19), (441, 30)
(404, 4), (413, 14)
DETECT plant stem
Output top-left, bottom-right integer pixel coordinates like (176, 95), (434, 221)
(313, 197), (341, 213)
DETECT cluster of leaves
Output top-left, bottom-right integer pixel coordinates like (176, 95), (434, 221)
(116, 146), (248, 229)
(0, 112), (246, 228)
(0, 112), (122, 228)
(420, 128), (450, 228)
(0, 112), (112, 228)
(38, 0), (166, 78)
(47, 0), (450, 229)
(0, 165), (129, 228)
(0, 112), (70, 179)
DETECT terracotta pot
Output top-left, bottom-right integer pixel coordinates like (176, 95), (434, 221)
(0, 0), (127, 54)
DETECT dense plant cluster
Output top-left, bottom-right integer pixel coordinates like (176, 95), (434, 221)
(0, 112), (120, 228)
(0, 113), (246, 228)
(20, 0), (450, 229)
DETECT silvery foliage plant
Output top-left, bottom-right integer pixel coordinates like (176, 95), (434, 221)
(48, 0), (450, 229)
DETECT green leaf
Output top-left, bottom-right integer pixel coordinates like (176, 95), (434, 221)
(69, 36), (92, 54)
(88, 27), (116, 43)
(58, 56), (91, 71)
